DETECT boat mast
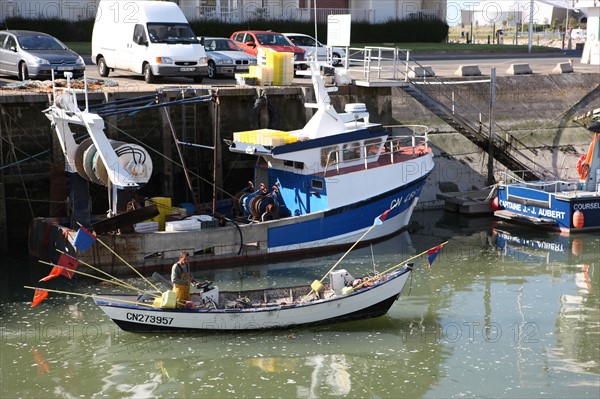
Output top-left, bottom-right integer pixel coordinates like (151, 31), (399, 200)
(158, 91), (201, 213)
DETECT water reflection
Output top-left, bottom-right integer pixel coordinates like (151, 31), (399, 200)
(492, 224), (597, 264)
(1, 211), (599, 398)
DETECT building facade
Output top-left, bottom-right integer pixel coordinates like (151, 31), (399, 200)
(0, 0), (446, 24)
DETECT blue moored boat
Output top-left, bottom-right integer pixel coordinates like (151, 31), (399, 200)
(494, 118), (600, 234)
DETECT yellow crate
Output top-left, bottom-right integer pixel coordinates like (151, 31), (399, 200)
(146, 197), (172, 230)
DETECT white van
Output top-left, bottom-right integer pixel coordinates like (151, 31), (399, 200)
(92, 0), (207, 83)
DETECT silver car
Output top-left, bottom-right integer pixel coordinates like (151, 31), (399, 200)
(201, 37), (256, 79)
(283, 33), (345, 67)
(0, 30), (85, 81)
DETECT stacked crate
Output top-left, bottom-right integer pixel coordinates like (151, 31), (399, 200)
(233, 128), (297, 146)
(235, 49), (293, 86)
(146, 197), (171, 231)
(266, 50), (293, 86)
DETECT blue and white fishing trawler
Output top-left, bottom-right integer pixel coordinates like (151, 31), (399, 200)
(29, 62), (435, 273)
(227, 62), (434, 253)
(494, 117), (600, 234)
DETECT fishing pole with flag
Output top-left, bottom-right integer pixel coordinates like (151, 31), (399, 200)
(31, 226), (95, 306)
(426, 244), (443, 268)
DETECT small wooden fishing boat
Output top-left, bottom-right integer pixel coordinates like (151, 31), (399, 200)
(93, 264), (414, 332)
(27, 222), (445, 332)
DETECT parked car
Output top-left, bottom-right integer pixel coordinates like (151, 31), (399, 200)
(201, 37), (256, 79)
(283, 33), (345, 66)
(0, 30), (85, 81)
(230, 30), (306, 70)
(91, 0), (207, 84)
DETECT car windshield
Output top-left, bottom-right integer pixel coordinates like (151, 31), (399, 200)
(290, 36), (317, 47)
(18, 35), (66, 50)
(205, 39), (241, 52)
(147, 23), (199, 44)
(255, 33), (292, 46)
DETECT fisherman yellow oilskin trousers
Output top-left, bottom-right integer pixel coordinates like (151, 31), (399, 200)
(173, 283), (190, 303)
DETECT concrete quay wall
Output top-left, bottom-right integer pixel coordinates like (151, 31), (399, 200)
(0, 73), (599, 248)
(392, 73), (600, 205)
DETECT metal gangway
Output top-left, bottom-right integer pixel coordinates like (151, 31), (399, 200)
(339, 47), (547, 181)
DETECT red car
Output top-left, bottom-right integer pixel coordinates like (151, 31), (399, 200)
(230, 30), (306, 69)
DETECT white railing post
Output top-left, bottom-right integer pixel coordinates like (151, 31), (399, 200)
(405, 51), (410, 82)
(392, 48), (399, 80)
(377, 47), (382, 79)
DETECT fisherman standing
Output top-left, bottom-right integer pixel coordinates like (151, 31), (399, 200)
(171, 251), (196, 304)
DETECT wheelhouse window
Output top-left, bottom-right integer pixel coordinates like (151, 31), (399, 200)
(320, 145), (338, 167)
(365, 138), (382, 158)
(342, 142), (361, 162)
(283, 160), (304, 170)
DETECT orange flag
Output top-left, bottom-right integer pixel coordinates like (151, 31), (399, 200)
(32, 348), (49, 375)
(57, 253), (78, 279)
(31, 289), (48, 307)
(39, 266), (61, 282)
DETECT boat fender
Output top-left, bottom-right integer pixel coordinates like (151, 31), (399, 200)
(491, 197), (499, 211)
(573, 210), (584, 228)
(251, 94), (280, 130)
(576, 155), (589, 180)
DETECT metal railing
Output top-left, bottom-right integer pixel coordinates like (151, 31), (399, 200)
(322, 125), (429, 176)
(344, 46), (411, 82)
(498, 170), (581, 194)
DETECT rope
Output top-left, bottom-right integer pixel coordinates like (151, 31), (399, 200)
(24, 286), (155, 308)
(39, 259), (159, 298)
(300, 206), (396, 303)
(347, 241), (449, 293)
(103, 119), (238, 202)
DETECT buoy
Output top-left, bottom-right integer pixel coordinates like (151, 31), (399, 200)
(576, 155), (590, 180)
(491, 196), (500, 211)
(573, 210), (584, 228)
(571, 238), (583, 256)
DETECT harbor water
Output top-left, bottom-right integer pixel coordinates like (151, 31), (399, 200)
(1, 210), (599, 398)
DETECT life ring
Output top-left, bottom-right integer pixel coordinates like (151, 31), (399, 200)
(251, 95), (280, 130)
(576, 155), (589, 180)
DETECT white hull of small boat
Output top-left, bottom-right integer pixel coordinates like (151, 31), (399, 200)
(93, 266), (412, 332)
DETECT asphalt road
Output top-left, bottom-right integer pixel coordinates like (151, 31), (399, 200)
(0, 50), (597, 93)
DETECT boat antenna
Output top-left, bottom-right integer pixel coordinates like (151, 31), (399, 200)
(370, 243), (376, 274)
(313, 0), (318, 58)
